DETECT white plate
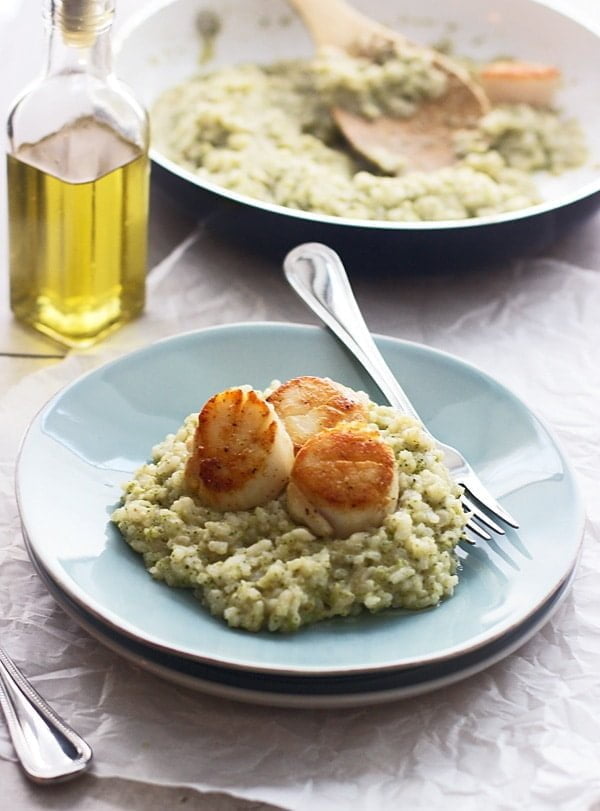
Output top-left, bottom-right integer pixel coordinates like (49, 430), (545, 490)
(16, 323), (584, 676)
(115, 0), (600, 231)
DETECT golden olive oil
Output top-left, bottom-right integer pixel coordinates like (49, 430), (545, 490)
(8, 118), (149, 347)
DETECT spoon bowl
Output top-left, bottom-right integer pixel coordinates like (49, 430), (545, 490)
(288, 0), (489, 171)
(115, 0), (600, 268)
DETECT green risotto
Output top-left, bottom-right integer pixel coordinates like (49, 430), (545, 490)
(151, 47), (586, 222)
(112, 399), (467, 633)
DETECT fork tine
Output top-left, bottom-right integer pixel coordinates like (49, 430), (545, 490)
(462, 495), (505, 535)
(465, 516), (492, 541)
(283, 243), (520, 533)
(460, 474), (520, 528)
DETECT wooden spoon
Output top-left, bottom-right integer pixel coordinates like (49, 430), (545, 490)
(288, 0), (490, 172)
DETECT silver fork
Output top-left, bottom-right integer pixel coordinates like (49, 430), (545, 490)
(283, 242), (519, 540)
(0, 642), (92, 782)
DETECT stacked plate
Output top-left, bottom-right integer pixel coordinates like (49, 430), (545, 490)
(16, 324), (584, 708)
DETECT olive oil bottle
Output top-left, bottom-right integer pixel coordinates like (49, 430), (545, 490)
(6, 0), (149, 347)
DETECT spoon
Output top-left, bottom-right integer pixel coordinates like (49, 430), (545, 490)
(288, 0), (489, 172)
(0, 642), (92, 783)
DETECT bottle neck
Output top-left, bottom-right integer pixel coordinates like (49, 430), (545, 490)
(44, 0), (115, 78)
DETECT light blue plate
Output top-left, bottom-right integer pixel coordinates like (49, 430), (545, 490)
(26, 537), (577, 708)
(16, 323), (584, 675)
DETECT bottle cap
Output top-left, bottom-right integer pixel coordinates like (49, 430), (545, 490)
(53, 0), (114, 46)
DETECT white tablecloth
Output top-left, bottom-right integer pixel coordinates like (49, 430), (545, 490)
(2, 2), (600, 809)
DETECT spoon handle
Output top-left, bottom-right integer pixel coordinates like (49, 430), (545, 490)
(283, 242), (421, 421)
(287, 0), (397, 50)
(0, 643), (92, 783)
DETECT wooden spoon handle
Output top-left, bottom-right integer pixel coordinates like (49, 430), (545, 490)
(288, 0), (397, 51)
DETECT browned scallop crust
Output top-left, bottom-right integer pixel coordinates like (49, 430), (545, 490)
(267, 375), (368, 449)
(479, 60), (560, 106)
(185, 388), (292, 509)
(291, 427), (397, 512)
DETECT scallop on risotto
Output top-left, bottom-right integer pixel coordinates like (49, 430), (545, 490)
(111, 376), (467, 632)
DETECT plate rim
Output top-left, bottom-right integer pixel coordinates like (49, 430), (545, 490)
(27, 534), (578, 708)
(16, 321), (586, 676)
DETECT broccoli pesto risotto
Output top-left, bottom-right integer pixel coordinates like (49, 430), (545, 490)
(112, 378), (467, 633)
(151, 46), (586, 222)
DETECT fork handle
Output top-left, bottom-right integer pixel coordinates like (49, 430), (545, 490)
(283, 243), (424, 424)
(0, 643), (92, 783)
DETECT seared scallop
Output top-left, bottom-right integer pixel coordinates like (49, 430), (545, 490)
(184, 387), (294, 511)
(267, 376), (369, 450)
(286, 423), (399, 538)
(479, 61), (561, 107)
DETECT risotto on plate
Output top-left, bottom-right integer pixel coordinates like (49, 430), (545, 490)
(112, 377), (467, 633)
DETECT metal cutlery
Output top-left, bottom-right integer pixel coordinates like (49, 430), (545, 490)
(283, 242), (519, 539)
(0, 642), (92, 783)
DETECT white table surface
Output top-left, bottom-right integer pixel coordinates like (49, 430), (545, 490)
(1, 1), (600, 809)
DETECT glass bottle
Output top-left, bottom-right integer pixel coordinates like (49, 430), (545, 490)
(6, 0), (149, 348)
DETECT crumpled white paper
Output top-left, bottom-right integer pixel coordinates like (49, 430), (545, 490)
(2, 216), (600, 811)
